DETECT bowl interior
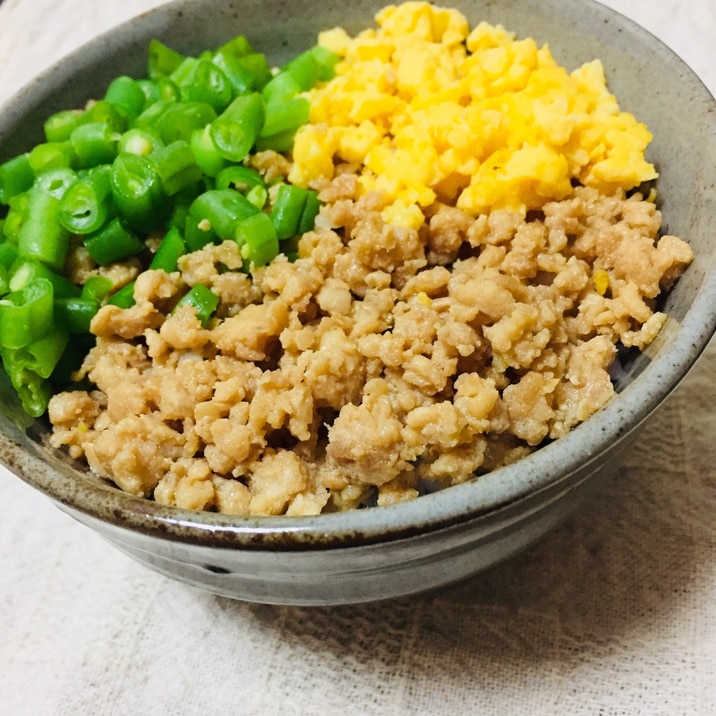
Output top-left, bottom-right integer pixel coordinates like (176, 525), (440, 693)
(0, 0), (714, 547)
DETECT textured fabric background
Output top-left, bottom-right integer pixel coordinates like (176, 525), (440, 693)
(0, 1), (714, 714)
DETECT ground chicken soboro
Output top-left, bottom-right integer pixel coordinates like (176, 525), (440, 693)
(47, 3), (694, 516)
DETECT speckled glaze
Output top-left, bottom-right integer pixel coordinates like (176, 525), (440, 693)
(0, 0), (714, 605)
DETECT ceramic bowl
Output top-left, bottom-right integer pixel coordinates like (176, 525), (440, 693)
(0, 0), (714, 605)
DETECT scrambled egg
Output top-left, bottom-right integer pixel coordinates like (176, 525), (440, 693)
(289, 1), (658, 229)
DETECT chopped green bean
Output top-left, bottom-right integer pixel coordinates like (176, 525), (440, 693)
(81, 100), (129, 133)
(148, 39), (186, 79)
(135, 98), (176, 131)
(136, 79), (158, 106)
(237, 54), (272, 90)
(149, 226), (186, 272)
(184, 214), (217, 252)
(245, 184), (268, 210)
(54, 296), (101, 334)
(155, 101), (217, 144)
(28, 141), (77, 174)
(0, 243), (19, 271)
(107, 281), (136, 308)
(2, 192), (29, 242)
(180, 60), (233, 113)
(9, 258), (80, 298)
(12, 370), (53, 415)
(110, 152), (168, 232)
(190, 125), (227, 177)
(105, 75), (147, 119)
(9, 327), (69, 384)
(0, 277), (54, 349)
(189, 188), (259, 240)
(212, 50), (258, 95)
(168, 200), (191, 233)
(80, 275), (113, 302)
(235, 212), (279, 267)
(155, 77), (181, 102)
(0, 345), (55, 417)
(215, 165), (265, 192)
(261, 97), (310, 139)
(262, 71), (303, 106)
(176, 283), (219, 326)
(71, 122), (120, 168)
(47, 337), (92, 390)
(58, 165), (114, 234)
(213, 49), (271, 94)
(308, 45), (340, 81)
(148, 140), (203, 196)
(0, 265), (8, 297)
(17, 190), (70, 270)
(0, 154), (34, 204)
(84, 217), (144, 266)
(170, 56), (200, 87)
(43, 110), (83, 143)
(270, 183), (309, 240)
(297, 189), (321, 234)
(255, 127), (299, 153)
(210, 93), (265, 162)
(119, 127), (164, 157)
(283, 51), (323, 91)
(215, 35), (255, 60)
(34, 168), (78, 200)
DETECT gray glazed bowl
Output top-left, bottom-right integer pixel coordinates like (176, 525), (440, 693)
(0, 0), (714, 606)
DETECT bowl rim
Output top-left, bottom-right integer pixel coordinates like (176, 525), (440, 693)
(1, 0), (715, 551)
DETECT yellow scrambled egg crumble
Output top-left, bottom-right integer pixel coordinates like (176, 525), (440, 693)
(289, 1), (658, 229)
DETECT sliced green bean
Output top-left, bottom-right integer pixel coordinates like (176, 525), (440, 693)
(28, 141), (77, 174)
(105, 75), (147, 119)
(84, 217), (144, 266)
(297, 189), (321, 234)
(119, 127), (164, 157)
(17, 190), (70, 271)
(148, 140), (203, 196)
(235, 212), (279, 267)
(0, 277), (55, 349)
(71, 122), (120, 168)
(148, 39), (186, 79)
(190, 125), (227, 177)
(270, 183), (309, 240)
(149, 226), (186, 272)
(80, 275), (113, 302)
(261, 97), (310, 139)
(0, 154), (34, 204)
(210, 93), (264, 162)
(43, 110), (83, 143)
(107, 281), (136, 308)
(176, 283), (219, 326)
(189, 188), (259, 240)
(34, 168), (78, 200)
(180, 60), (233, 113)
(54, 296), (101, 334)
(59, 165), (114, 234)
(155, 101), (217, 144)
(9, 258), (80, 298)
(110, 152), (168, 232)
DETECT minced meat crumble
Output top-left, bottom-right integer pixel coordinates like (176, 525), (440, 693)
(48, 166), (693, 515)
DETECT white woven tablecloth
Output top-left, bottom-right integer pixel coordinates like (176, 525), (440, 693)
(0, 1), (714, 713)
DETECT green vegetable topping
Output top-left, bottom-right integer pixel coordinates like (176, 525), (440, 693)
(0, 32), (338, 416)
(175, 283), (220, 326)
